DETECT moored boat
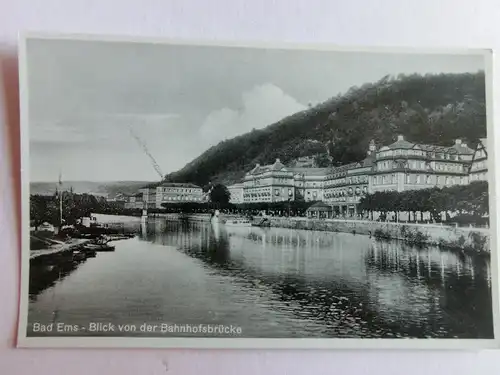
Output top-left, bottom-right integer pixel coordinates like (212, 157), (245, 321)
(83, 243), (115, 252)
(83, 235), (115, 252)
(223, 218), (252, 227)
(251, 217), (271, 227)
(72, 250), (87, 261)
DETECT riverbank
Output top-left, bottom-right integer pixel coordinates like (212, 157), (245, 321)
(158, 213), (490, 255)
(30, 238), (90, 262)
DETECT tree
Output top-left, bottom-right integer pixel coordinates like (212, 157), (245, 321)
(209, 184), (231, 205)
(314, 153), (331, 167)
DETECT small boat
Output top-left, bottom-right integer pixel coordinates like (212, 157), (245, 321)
(223, 218), (252, 227)
(83, 235), (115, 252)
(83, 243), (115, 252)
(251, 217), (271, 227)
(251, 222), (271, 227)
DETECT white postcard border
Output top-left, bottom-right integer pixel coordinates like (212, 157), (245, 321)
(16, 31), (500, 349)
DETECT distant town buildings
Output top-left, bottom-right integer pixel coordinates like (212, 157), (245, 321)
(228, 135), (487, 215)
(124, 192), (145, 209)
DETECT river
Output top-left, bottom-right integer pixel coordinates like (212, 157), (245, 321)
(27, 217), (493, 338)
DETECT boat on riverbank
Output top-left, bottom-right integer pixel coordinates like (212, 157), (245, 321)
(251, 218), (271, 227)
(223, 218), (252, 227)
(82, 235), (115, 252)
(83, 243), (115, 252)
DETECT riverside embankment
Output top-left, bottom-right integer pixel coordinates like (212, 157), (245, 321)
(156, 213), (490, 254)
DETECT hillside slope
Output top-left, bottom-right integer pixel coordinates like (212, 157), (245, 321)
(165, 71), (486, 186)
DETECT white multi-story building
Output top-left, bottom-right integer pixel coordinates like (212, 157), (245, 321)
(233, 135), (487, 217)
(370, 136), (474, 193)
(227, 182), (244, 204)
(140, 182), (204, 209)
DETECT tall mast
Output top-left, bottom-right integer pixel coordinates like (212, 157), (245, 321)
(58, 170), (63, 228)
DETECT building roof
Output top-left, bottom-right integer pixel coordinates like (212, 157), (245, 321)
(417, 144), (451, 153)
(290, 167), (329, 176)
(361, 154), (376, 167)
(249, 158), (289, 175)
(328, 162), (359, 174)
(306, 201), (332, 211)
(449, 139), (475, 155)
(270, 158), (286, 171)
(386, 135), (415, 150)
(478, 138), (488, 154)
(157, 182), (201, 188)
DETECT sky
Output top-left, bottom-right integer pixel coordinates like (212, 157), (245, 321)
(26, 38), (486, 182)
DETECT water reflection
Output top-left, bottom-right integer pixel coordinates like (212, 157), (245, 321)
(27, 217), (493, 339)
(29, 255), (90, 301)
(151, 219), (493, 338)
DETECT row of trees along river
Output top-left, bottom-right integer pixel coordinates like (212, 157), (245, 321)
(29, 181), (489, 229)
(358, 181), (489, 225)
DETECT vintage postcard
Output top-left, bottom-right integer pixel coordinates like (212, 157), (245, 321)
(17, 33), (499, 349)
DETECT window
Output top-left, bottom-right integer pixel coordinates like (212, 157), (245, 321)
(406, 174), (411, 184)
(416, 175), (421, 184)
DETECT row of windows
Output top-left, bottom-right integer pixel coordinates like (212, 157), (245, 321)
(373, 174), (467, 186)
(470, 172), (488, 181)
(377, 149), (464, 160)
(378, 149), (426, 158)
(161, 196), (202, 201)
(325, 175), (368, 187)
(327, 172), (347, 180)
(244, 188), (293, 198)
(433, 162), (463, 172)
(471, 161), (487, 170)
(476, 149), (487, 159)
(324, 186), (368, 198)
(159, 187), (200, 194)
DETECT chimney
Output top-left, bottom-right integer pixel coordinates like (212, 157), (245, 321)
(367, 139), (376, 155)
(455, 139), (462, 145)
(397, 135), (404, 141)
(255, 163), (260, 167)
(275, 158), (281, 163)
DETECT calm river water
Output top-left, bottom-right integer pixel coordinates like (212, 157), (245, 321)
(27, 218), (494, 338)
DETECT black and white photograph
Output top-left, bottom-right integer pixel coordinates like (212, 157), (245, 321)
(17, 34), (498, 348)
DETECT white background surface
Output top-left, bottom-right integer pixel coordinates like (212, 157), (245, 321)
(1, 0), (500, 373)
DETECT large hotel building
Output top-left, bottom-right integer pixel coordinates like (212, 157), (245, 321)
(133, 182), (205, 209)
(228, 135), (488, 216)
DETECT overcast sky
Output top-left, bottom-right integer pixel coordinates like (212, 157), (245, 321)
(26, 38), (485, 182)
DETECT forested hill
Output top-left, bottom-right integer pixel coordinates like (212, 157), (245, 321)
(165, 71), (486, 186)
